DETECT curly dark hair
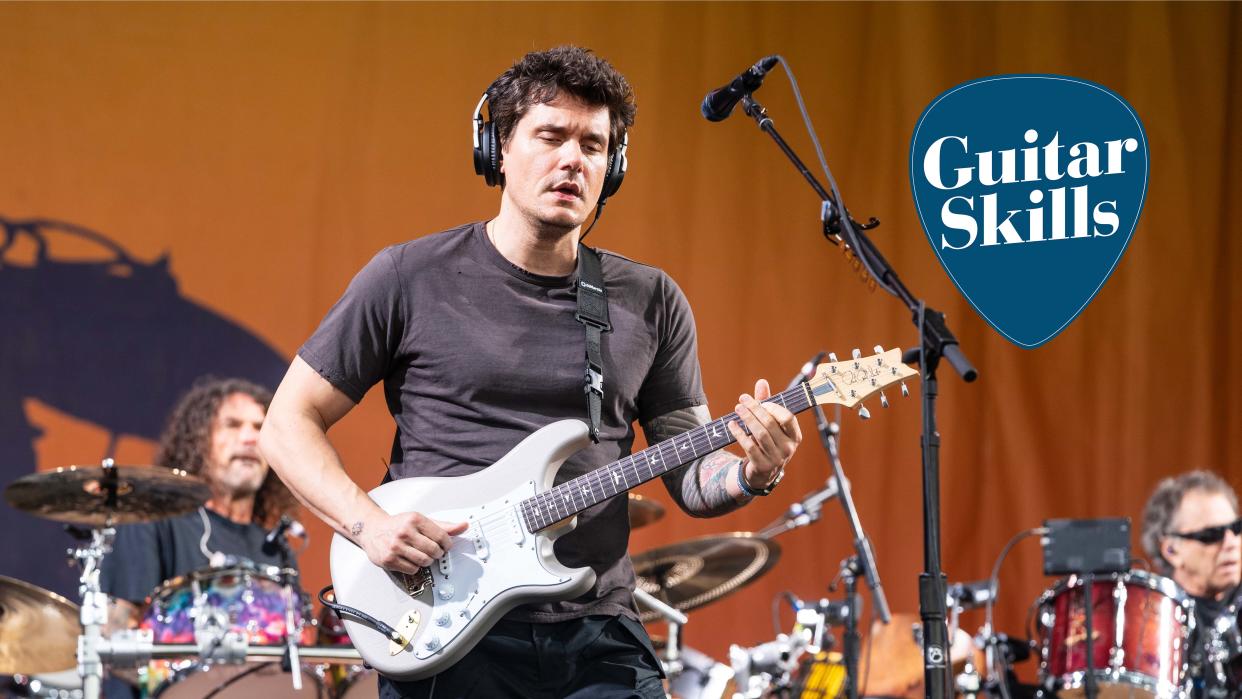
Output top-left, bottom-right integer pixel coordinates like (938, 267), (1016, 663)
(154, 377), (296, 528)
(1142, 470), (1238, 575)
(487, 45), (636, 157)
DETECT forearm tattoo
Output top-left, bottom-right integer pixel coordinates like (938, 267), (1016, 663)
(644, 406), (749, 518)
(350, 521), (364, 537)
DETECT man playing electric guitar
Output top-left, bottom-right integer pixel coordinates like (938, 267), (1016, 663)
(260, 46), (803, 698)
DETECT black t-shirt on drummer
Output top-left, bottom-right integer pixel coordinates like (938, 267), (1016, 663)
(100, 508), (292, 605)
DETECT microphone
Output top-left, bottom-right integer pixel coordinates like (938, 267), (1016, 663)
(701, 55), (780, 122)
(786, 350), (827, 391)
(262, 515), (294, 555)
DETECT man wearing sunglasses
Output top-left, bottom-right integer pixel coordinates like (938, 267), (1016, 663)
(1142, 470), (1242, 691)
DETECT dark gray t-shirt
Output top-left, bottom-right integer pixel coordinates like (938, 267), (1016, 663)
(299, 221), (706, 621)
(100, 509), (290, 605)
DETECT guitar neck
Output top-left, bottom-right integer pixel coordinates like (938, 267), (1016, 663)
(519, 384), (816, 533)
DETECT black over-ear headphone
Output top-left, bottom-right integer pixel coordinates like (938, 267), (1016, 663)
(471, 91), (628, 204)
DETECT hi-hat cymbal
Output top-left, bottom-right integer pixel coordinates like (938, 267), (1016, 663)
(628, 493), (665, 529)
(4, 463), (211, 526)
(632, 532), (780, 622)
(0, 575), (79, 675)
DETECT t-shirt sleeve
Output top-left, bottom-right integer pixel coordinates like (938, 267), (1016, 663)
(99, 522), (164, 605)
(636, 272), (707, 422)
(298, 247), (406, 403)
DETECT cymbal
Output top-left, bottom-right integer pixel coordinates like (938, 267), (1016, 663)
(0, 575), (79, 675)
(628, 493), (665, 529)
(633, 532), (780, 622)
(4, 464), (211, 526)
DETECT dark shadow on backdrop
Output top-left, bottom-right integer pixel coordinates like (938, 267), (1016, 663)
(0, 217), (289, 597)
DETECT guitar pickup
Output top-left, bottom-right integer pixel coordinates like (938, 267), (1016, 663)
(473, 529), (489, 561)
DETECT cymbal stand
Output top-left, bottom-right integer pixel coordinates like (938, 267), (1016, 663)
(756, 476), (839, 539)
(73, 526), (114, 699)
(633, 587), (688, 677)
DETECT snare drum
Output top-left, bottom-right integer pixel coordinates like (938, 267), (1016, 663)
(138, 564), (318, 698)
(1036, 570), (1193, 698)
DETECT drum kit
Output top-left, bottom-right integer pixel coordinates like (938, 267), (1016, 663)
(626, 492), (1240, 699)
(2, 458), (1240, 699)
(0, 461), (368, 699)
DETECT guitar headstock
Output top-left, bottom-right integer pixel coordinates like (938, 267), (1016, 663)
(806, 346), (919, 418)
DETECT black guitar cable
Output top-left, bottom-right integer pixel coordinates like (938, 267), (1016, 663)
(319, 584), (406, 646)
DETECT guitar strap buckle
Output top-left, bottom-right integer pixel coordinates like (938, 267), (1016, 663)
(575, 245), (610, 444)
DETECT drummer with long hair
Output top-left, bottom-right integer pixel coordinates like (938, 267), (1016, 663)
(99, 377), (300, 631)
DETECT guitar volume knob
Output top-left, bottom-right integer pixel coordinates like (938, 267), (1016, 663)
(437, 584), (455, 600)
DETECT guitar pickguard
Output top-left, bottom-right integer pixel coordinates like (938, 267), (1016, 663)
(408, 479), (561, 659)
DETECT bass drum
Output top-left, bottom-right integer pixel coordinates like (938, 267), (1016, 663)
(1036, 570), (1193, 699)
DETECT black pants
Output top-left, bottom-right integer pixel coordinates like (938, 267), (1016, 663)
(378, 615), (665, 699)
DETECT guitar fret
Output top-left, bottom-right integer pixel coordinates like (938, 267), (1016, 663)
(656, 440), (674, 475)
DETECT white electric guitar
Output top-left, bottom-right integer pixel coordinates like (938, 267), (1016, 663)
(328, 347), (918, 679)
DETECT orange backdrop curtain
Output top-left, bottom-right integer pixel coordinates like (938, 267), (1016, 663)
(1, 1), (1238, 674)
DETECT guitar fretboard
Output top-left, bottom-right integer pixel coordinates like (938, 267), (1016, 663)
(518, 383), (818, 532)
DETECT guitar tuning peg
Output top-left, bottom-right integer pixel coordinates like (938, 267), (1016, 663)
(880, 391), (889, 408)
(874, 345), (885, 365)
(852, 348), (861, 368)
(901, 382), (910, 397)
(828, 352), (839, 363)
(858, 405), (871, 420)
(873, 345), (884, 354)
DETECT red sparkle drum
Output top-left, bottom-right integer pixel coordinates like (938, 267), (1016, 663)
(1036, 570), (1193, 698)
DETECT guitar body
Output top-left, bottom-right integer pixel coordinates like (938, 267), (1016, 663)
(328, 419), (597, 680)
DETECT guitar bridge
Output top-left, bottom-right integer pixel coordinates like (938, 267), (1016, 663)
(394, 568), (433, 598)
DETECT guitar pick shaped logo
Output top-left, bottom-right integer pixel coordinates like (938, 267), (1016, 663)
(910, 75), (1148, 348)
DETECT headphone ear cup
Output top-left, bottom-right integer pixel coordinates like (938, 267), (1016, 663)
(480, 122), (501, 188)
(600, 139), (627, 201)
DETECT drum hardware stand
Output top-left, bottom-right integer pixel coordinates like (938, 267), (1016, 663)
(633, 587), (689, 677)
(756, 474), (839, 539)
(737, 72), (977, 698)
(728, 632), (809, 699)
(73, 525), (113, 699)
(279, 568), (304, 691)
(831, 556), (862, 699)
(72, 458), (125, 699)
(1081, 574), (1096, 699)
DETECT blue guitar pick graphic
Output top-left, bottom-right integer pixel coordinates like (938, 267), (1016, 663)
(910, 75), (1148, 349)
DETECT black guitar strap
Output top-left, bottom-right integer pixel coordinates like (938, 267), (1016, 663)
(575, 244), (610, 444)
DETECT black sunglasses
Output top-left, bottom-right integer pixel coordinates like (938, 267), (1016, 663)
(1170, 518), (1242, 544)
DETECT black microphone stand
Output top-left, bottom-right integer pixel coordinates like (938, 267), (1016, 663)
(737, 93), (978, 699)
